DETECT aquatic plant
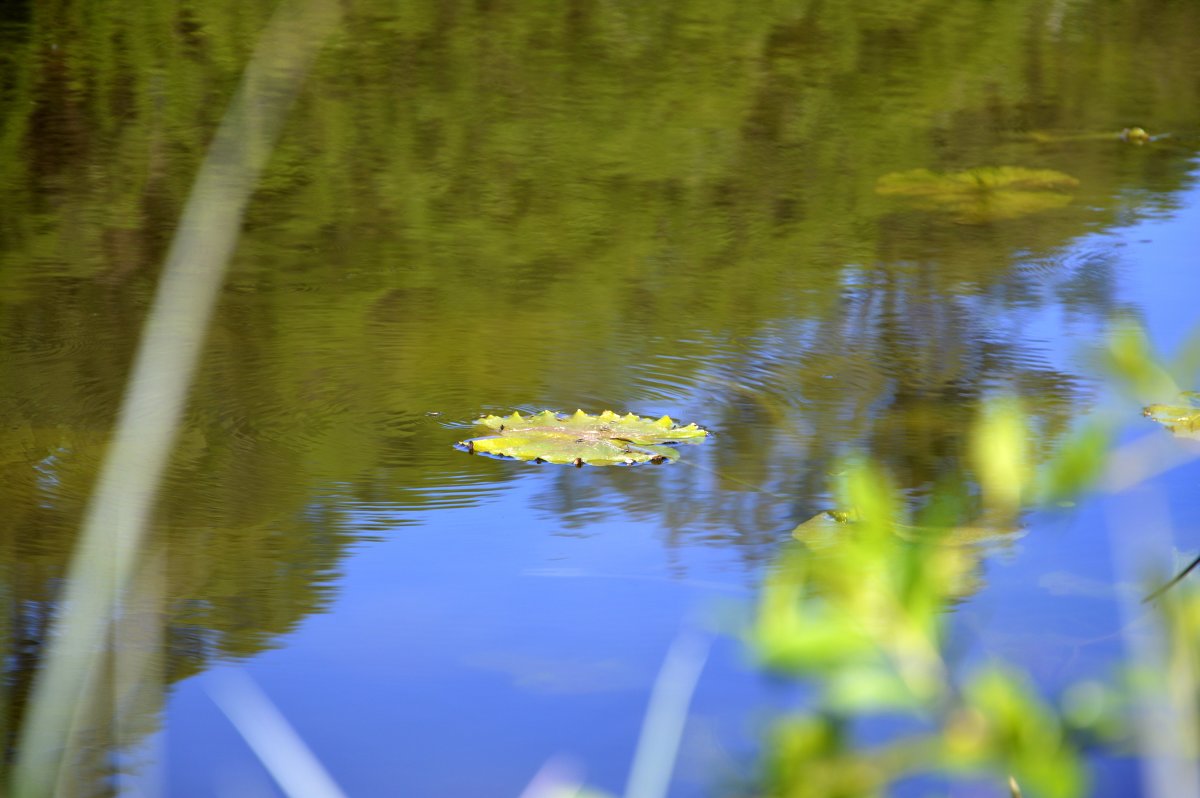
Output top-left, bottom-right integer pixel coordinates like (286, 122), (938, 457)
(754, 456), (1085, 798)
(875, 166), (1080, 223)
(1143, 392), (1200, 439)
(743, 327), (1200, 798)
(458, 410), (708, 466)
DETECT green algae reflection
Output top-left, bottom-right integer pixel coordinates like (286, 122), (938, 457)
(875, 166), (1080, 223)
(457, 410), (708, 467)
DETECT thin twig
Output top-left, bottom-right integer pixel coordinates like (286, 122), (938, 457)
(1143, 552), (1200, 604)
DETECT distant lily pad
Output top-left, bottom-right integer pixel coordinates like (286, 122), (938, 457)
(875, 166), (1079, 223)
(1143, 392), (1200, 440)
(457, 409), (708, 466)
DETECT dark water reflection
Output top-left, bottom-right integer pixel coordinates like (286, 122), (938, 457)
(1, 0), (1199, 794)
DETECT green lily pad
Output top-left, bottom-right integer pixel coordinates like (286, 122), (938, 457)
(875, 166), (1079, 223)
(457, 409), (708, 466)
(1143, 392), (1200, 439)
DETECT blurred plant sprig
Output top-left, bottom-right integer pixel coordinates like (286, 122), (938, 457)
(744, 322), (1200, 798)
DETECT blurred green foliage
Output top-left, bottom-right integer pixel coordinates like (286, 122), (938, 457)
(754, 454), (1082, 797)
(748, 326), (1200, 797)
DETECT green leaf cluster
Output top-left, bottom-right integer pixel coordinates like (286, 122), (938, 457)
(751, 327), (1200, 797)
(756, 458), (1086, 797)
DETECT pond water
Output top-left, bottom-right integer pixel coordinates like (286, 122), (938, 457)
(1, 1), (1199, 795)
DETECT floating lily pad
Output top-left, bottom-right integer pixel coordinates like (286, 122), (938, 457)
(457, 409), (708, 466)
(1143, 392), (1200, 439)
(875, 166), (1079, 223)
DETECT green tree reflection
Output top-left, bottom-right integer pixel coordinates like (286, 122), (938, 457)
(0, 0), (1199, 792)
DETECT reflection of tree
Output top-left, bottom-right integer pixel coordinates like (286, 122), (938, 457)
(530, 195), (1117, 552)
(721, 256), (1090, 501)
(0, 0), (1199, 791)
(0, 414), (364, 766)
(0, 0), (1193, 565)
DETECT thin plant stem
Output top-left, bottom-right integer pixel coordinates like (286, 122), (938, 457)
(208, 671), (348, 798)
(623, 632), (710, 798)
(1143, 552), (1200, 604)
(10, 2), (341, 794)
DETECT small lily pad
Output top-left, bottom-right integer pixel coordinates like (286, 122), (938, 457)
(1144, 392), (1200, 439)
(875, 166), (1079, 223)
(457, 409), (708, 466)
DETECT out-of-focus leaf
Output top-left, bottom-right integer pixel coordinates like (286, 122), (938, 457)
(895, 521), (1026, 549)
(752, 552), (876, 673)
(943, 668), (1085, 798)
(836, 459), (900, 546)
(762, 717), (892, 798)
(1036, 421), (1112, 504)
(1059, 680), (1125, 741)
(456, 409), (707, 466)
(972, 399), (1030, 519)
(1105, 323), (1180, 401)
(796, 509), (1023, 550)
(790, 510), (856, 549)
(754, 614), (877, 674)
(875, 166), (1079, 223)
(1172, 327), (1200, 382)
(827, 665), (921, 712)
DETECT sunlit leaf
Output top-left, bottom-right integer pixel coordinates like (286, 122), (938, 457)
(836, 458), (900, 544)
(457, 409), (708, 466)
(1037, 421), (1113, 504)
(762, 717), (881, 798)
(752, 551), (877, 673)
(826, 665), (922, 712)
(875, 166), (1079, 223)
(1105, 322), (1180, 401)
(945, 668), (1085, 798)
(972, 399), (1030, 519)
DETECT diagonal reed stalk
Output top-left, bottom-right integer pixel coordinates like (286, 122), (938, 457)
(208, 671), (348, 798)
(623, 633), (710, 798)
(10, 2), (341, 794)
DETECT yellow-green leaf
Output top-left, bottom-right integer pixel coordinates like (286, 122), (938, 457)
(1143, 392), (1200, 439)
(457, 409), (707, 466)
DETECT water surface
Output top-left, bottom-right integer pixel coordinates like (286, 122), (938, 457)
(1, 1), (1199, 794)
